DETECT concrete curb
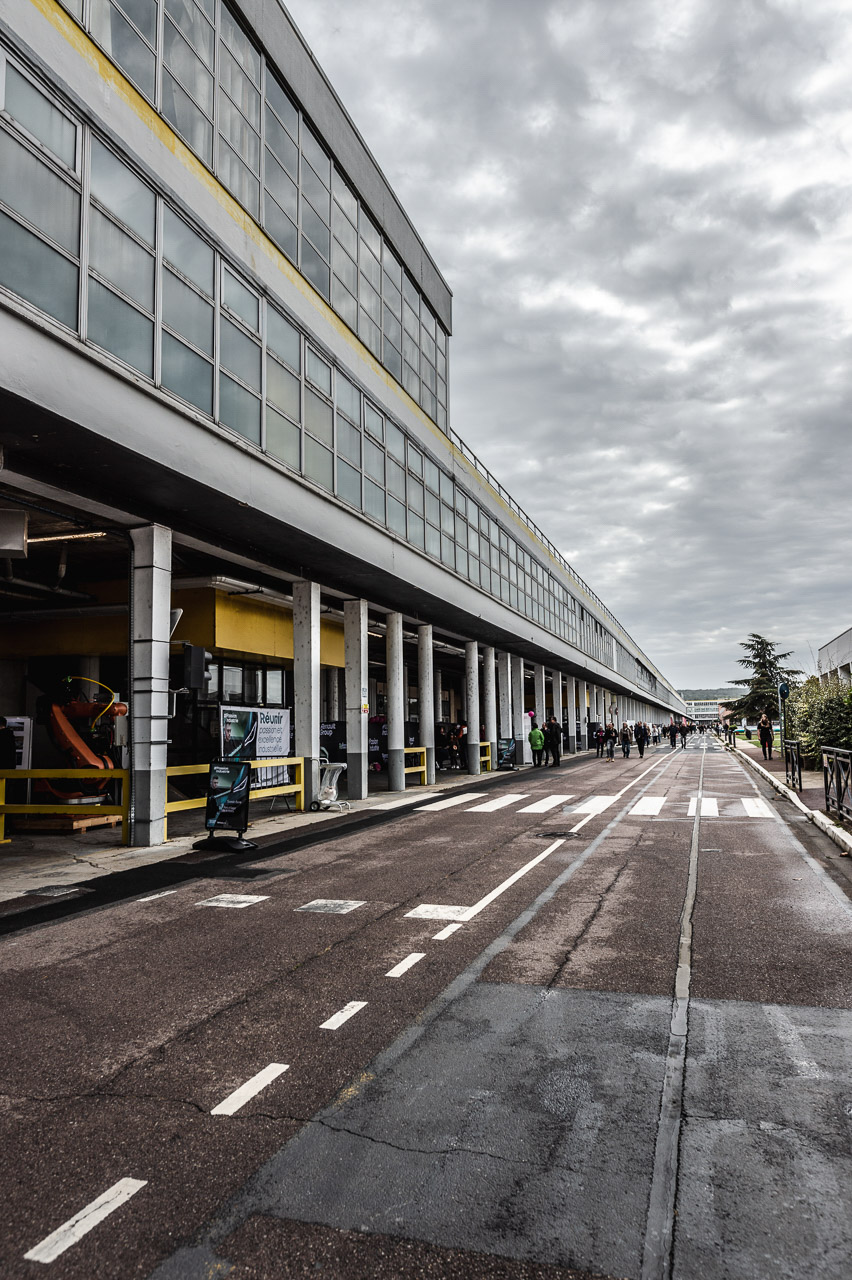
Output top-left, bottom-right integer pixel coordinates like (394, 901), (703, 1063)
(726, 743), (852, 857)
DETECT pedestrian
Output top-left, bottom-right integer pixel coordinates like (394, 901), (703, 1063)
(546, 716), (561, 767)
(528, 721), (544, 767)
(604, 722), (617, 761)
(651, 724), (659, 746)
(595, 725), (605, 758)
(758, 713), (774, 760)
(669, 722), (678, 749)
(541, 717), (551, 766)
(620, 724), (631, 757)
(0, 717), (17, 770)
(447, 726), (462, 770)
(679, 721), (688, 749)
(634, 721), (646, 759)
(561, 720), (571, 754)
(435, 723), (449, 771)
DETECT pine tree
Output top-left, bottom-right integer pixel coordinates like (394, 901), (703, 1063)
(726, 634), (802, 722)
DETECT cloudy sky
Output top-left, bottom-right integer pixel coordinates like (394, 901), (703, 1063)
(286, 0), (852, 688)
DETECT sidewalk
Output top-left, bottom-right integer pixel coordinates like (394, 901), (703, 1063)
(0, 751), (598, 909)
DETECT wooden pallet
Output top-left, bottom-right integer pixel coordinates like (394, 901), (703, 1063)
(12, 814), (122, 834)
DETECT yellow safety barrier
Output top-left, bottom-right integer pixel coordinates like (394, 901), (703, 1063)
(165, 756), (305, 839)
(0, 768), (130, 846)
(403, 746), (428, 786)
(480, 742), (492, 771)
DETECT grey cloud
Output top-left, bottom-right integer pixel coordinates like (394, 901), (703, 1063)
(286, 0), (852, 685)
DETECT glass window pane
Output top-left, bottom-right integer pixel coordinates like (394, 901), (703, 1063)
(163, 207), (214, 295)
(163, 267), (213, 352)
(219, 94), (260, 172)
(407, 511), (424, 549)
(220, 6), (261, 82)
(332, 170), (357, 222)
(383, 308), (402, 353)
(360, 244), (381, 292)
(332, 203), (357, 257)
(337, 419), (360, 465)
(305, 348), (331, 395)
(265, 404), (300, 468)
(403, 273), (419, 311)
(162, 74), (214, 162)
(424, 458), (440, 492)
(266, 668), (283, 703)
(403, 329), (419, 369)
(166, 0), (214, 65)
(456, 519), (468, 548)
(223, 269), (259, 330)
(337, 458), (361, 508)
(88, 277), (153, 375)
(386, 421), (404, 461)
(265, 106), (298, 178)
(265, 149), (297, 218)
(304, 436), (333, 490)
(301, 125), (330, 186)
(441, 535), (455, 568)
(441, 502), (454, 535)
(0, 209), (77, 328)
(304, 387), (332, 445)
(425, 490), (439, 526)
(218, 138), (259, 217)
(221, 317), (260, 388)
(266, 75), (298, 139)
(364, 403), (383, 441)
(403, 300), (419, 339)
(331, 277), (357, 329)
(302, 164), (330, 222)
(407, 444), (422, 476)
(364, 479), (385, 523)
(387, 457), (405, 499)
(90, 137), (154, 243)
(219, 45), (260, 128)
(383, 274), (401, 319)
(5, 66), (76, 166)
(359, 309), (381, 357)
(223, 665), (242, 700)
(407, 477), (423, 515)
(425, 522), (440, 557)
(302, 201), (329, 259)
(161, 330), (213, 412)
(388, 495), (406, 536)
(383, 343), (401, 382)
(359, 209), (380, 257)
(0, 130), (80, 255)
(360, 277), (380, 325)
(456, 548), (468, 578)
(331, 240), (357, 294)
(89, 206), (153, 309)
(90, 0), (155, 99)
(220, 372), (261, 442)
(364, 438), (384, 484)
(164, 20), (214, 111)
(439, 472), (453, 503)
(118, 0), (157, 42)
(267, 308), (300, 370)
(336, 373), (360, 424)
(300, 236), (330, 299)
(266, 354), (300, 420)
(455, 489), (467, 516)
(402, 362), (419, 401)
(265, 196), (297, 263)
(383, 245), (401, 287)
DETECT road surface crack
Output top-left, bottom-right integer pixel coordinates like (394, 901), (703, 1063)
(547, 861), (630, 988)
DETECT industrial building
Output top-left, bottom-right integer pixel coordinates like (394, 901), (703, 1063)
(0, 0), (686, 846)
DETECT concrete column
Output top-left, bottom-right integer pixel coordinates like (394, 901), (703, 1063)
(130, 525), (171, 846)
(386, 612), (405, 791)
(418, 625), (435, 785)
(534, 663), (546, 725)
(551, 669), (563, 728)
(497, 651), (512, 737)
(512, 655), (531, 763)
(566, 676), (577, 753)
(329, 668), (342, 721)
(344, 599), (369, 801)
(434, 666), (443, 725)
(483, 645), (497, 770)
(465, 641), (481, 774)
(294, 580), (320, 803)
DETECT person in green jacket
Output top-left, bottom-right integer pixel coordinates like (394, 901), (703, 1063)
(529, 721), (545, 767)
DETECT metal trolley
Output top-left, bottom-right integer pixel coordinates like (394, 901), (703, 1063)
(310, 748), (350, 812)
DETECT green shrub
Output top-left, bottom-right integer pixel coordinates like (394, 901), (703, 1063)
(787, 675), (852, 767)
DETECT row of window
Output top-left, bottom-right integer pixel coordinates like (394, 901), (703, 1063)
(54, 0), (449, 429)
(0, 46), (650, 675)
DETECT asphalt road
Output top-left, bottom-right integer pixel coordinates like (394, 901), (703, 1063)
(2, 737), (851, 1279)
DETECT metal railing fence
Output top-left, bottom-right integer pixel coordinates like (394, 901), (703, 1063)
(784, 739), (804, 792)
(823, 747), (852, 823)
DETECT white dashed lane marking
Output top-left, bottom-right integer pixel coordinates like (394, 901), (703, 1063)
(24, 1178), (147, 1263)
(742, 797), (774, 818)
(211, 1064), (290, 1116)
(385, 952), (426, 978)
(320, 1001), (368, 1030)
(629, 796), (666, 816)
(433, 923), (463, 940)
(295, 899), (366, 914)
(196, 894), (270, 909)
(688, 797), (718, 817)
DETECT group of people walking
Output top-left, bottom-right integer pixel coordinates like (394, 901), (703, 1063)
(528, 717), (563, 767)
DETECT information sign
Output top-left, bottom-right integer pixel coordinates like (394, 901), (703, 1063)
(496, 737), (517, 770)
(204, 760), (251, 833)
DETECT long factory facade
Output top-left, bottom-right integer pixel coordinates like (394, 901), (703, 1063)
(0, 0), (686, 844)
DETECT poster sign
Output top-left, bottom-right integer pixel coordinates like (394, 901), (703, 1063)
(220, 706), (290, 759)
(496, 737), (517, 770)
(205, 760), (251, 832)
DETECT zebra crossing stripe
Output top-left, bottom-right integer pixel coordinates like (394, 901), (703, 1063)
(629, 795), (666, 816)
(465, 794), (529, 813)
(688, 797), (718, 817)
(741, 797), (774, 818)
(516, 795), (574, 813)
